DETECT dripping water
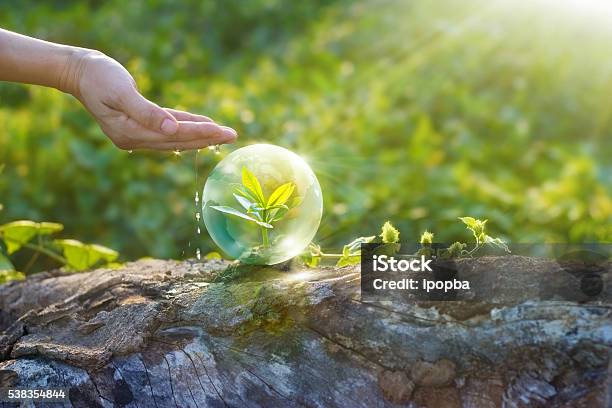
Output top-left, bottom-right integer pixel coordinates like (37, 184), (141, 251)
(194, 149), (202, 260)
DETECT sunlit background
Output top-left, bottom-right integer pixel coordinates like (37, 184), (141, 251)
(0, 0), (610, 271)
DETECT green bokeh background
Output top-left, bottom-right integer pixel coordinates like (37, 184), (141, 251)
(1, 0), (610, 270)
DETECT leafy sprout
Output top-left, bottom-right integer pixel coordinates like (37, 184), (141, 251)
(300, 216), (510, 268)
(211, 167), (300, 248)
(458, 217), (510, 254)
(0, 219), (119, 283)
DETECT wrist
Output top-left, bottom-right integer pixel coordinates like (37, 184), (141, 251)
(56, 48), (101, 98)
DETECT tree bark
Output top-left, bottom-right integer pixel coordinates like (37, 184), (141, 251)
(0, 257), (610, 407)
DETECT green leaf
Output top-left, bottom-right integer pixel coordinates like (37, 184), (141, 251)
(336, 254), (361, 267)
(0, 270), (25, 284)
(302, 255), (321, 268)
(336, 235), (376, 267)
(458, 217), (478, 230)
(268, 204), (290, 223)
(89, 244), (119, 262)
(484, 235), (511, 253)
(459, 217), (488, 242)
(255, 220), (273, 229)
(233, 185), (260, 204)
(443, 242), (467, 258)
(0, 220), (64, 254)
(211, 205), (258, 221)
(345, 235), (376, 252)
(205, 251), (222, 260)
(380, 221), (400, 243)
(0, 252), (14, 271)
(419, 230), (434, 245)
(54, 239), (118, 271)
(38, 222), (64, 234)
(300, 244), (321, 268)
(241, 167), (265, 204)
(233, 193), (255, 211)
(211, 205), (273, 228)
(53, 239), (89, 270)
(267, 182), (295, 208)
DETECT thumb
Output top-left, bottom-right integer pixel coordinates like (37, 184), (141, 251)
(119, 88), (178, 135)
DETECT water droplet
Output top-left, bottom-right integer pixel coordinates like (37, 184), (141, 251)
(197, 226), (201, 234)
(128, 150), (133, 154)
(194, 191), (199, 204)
(195, 212), (201, 222)
(173, 150), (181, 156)
(208, 145), (221, 155)
(196, 248), (201, 260)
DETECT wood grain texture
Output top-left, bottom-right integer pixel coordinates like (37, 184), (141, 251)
(0, 257), (610, 407)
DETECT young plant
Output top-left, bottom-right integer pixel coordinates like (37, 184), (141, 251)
(211, 167), (299, 248)
(458, 216), (510, 254)
(417, 217), (509, 259)
(301, 221), (400, 267)
(300, 216), (509, 268)
(0, 219), (119, 283)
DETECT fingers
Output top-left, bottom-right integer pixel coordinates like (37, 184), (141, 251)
(144, 137), (231, 151)
(174, 121), (237, 141)
(103, 115), (237, 151)
(118, 87), (179, 136)
(103, 91), (238, 150)
(165, 108), (214, 123)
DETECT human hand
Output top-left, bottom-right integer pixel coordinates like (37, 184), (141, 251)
(62, 50), (237, 151)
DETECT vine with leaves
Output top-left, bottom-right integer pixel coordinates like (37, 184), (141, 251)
(300, 216), (510, 267)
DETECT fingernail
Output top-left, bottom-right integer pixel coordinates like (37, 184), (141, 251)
(161, 118), (178, 135)
(221, 126), (238, 139)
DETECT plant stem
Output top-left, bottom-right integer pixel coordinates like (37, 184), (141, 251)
(261, 227), (270, 248)
(21, 241), (68, 265)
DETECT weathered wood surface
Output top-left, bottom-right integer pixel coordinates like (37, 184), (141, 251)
(0, 257), (610, 407)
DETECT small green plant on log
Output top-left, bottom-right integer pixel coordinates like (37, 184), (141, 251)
(300, 216), (509, 267)
(0, 219), (119, 283)
(211, 166), (301, 248)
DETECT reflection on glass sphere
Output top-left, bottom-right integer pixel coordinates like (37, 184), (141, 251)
(202, 144), (322, 265)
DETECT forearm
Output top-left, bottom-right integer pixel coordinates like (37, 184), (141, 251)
(0, 28), (91, 95)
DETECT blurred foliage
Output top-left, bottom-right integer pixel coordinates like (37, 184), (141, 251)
(0, 219), (119, 278)
(0, 0), (610, 272)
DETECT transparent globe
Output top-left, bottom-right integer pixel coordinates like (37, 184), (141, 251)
(202, 144), (322, 265)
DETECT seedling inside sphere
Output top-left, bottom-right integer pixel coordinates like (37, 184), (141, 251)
(211, 167), (300, 248)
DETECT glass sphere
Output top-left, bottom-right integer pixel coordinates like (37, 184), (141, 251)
(202, 144), (322, 265)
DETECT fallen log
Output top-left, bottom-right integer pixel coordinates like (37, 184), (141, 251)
(0, 257), (610, 407)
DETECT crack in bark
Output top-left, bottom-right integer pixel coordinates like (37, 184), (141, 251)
(162, 355), (180, 408)
(243, 366), (311, 408)
(112, 362), (140, 408)
(137, 355), (159, 408)
(181, 349), (216, 407)
(151, 337), (229, 408)
(306, 325), (390, 371)
(350, 298), (470, 327)
(193, 351), (228, 408)
(89, 372), (114, 405)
